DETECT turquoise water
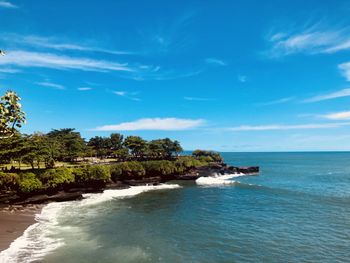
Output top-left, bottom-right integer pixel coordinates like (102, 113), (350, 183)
(4, 152), (350, 263)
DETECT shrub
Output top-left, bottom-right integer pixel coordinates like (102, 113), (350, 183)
(174, 156), (207, 172)
(0, 172), (19, 191)
(39, 168), (74, 188)
(110, 162), (145, 181)
(141, 160), (176, 177)
(18, 172), (43, 193)
(76, 165), (111, 183)
(192, 150), (223, 163)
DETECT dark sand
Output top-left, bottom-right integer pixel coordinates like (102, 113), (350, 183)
(0, 205), (42, 252)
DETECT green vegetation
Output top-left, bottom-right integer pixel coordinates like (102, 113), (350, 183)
(0, 172), (19, 191)
(18, 172), (42, 193)
(39, 168), (75, 189)
(0, 152), (220, 196)
(77, 165), (111, 183)
(0, 91), (26, 138)
(192, 150), (223, 163)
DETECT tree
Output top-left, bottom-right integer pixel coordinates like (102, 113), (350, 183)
(110, 133), (124, 150)
(192, 150), (223, 163)
(47, 129), (86, 162)
(0, 91), (26, 138)
(88, 136), (111, 158)
(148, 138), (183, 159)
(124, 136), (147, 159)
(22, 133), (53, 169)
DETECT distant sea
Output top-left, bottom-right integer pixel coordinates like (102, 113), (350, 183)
(2, 152), (350, 263)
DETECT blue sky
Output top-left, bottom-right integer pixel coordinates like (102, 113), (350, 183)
(1, 0), (350, 151)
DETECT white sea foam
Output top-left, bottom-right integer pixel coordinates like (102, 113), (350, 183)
(81, 183), (181, 206)
(0, 183), (181, 263)
(0, 202), (67, 263)
(195, 173), (245, 186)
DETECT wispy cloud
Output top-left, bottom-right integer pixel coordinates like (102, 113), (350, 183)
(238, 75), (247, 83)
(205, 58), (227, 66)
(338, 62), (350, 81)
(1, 34), (132, 55)
(113, 91), (140, 101)
(0, 68), (20, 73)
(303, 88), (350, 103)
(92, 118), (205, 131)
(257, 96), (295, 106)
(0, 1), (17, 8)
(228, 122), (350, 131)
(184, 96), (215, 101)
(321, 111), (350, 120)
(266, 24), (350, 57)
(35, 81), (65, 90)
(0, 50), (133, 72)
(77, 87), (92, 91)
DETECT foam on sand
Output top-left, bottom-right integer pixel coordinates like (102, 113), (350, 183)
(0, 183), (181, 263)
(0, 202), (66, 263)
(195, 173), (245, 186)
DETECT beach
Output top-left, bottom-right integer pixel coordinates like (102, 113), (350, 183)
(0, 205), (42, 252)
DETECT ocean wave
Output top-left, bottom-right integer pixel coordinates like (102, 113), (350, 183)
(195, 173), (245, 186)
(0, 202), (66, 263)
(81, 183), (181, 206)
(0, 183), (181, 263)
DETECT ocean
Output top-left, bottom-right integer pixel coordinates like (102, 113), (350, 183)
(1, 152), (350, 263)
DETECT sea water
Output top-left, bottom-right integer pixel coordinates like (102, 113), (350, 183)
(1, 152), (350, 262)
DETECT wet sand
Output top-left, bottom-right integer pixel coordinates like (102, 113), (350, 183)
(0, 205), (42, 252)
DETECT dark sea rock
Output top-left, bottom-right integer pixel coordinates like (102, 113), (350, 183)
(123, 176), (161, 186)
(17, 192), (83, 205)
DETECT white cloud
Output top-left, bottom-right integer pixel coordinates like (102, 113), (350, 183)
(267, 25), (350, 57)
(238, 75), (247, 83)
(257, 96), (295, 106)
(1, 35), (131, 55)
(0, 1), (17, 8)
(77, 87), (92, 91)
(113, 91), (140, 101)
(35, 82), (65, 90)
(205, 58), (227, 66)
(303, 88), (350, 103)
(0, 50), (133, 72)
(338, 62), (350, 81)
(321, 111), (350, 120)
(93, 118), (205, 131)
(184, 97), (215, 101)
(228, 122), (350, 131)
(0, 68), (20, 73)
(114, 91), (126, 96)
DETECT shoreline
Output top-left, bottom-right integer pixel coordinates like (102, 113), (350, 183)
(0, 165), (259, 255)
(0, 204), (43, 252)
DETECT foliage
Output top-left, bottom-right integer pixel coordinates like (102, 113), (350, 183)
(0, 91), (26, 138)
(124, 136), (147, 158)
(192, 150), (223, 163)
(39, 168), (75, 188)
(88, 133), (124, 158)
(18, 172), (43, 193)
(0, 172), (19, 191)
(141, 160), (176, 177)
(47, 128), (86, 162)
(148, 138), (183, 159)
(76, 165), (111, 183)
(110, 161), (145, 181)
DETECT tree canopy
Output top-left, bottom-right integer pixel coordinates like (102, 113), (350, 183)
(0, 91), (26, 138)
